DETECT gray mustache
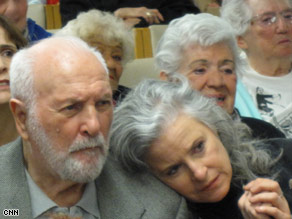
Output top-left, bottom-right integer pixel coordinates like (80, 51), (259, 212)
(69, 135), (107, 153)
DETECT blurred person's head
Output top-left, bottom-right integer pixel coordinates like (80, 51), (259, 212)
(0, 0), (28, 32)
(57, 9), (134, 93)
(0, 15), (27, 105)
(221, 0), (292, 64)
(110, 78), (275, 203)
(9, 36), (113, 183)
(155, 13), (240, 114)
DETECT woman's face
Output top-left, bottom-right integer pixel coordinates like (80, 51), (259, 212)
(176, 42), (236, 115)
(241, 0), (292, 59)
(0, 26), (17, 105)
(146, 113), (232, 203)
(89, 40), (123, 92)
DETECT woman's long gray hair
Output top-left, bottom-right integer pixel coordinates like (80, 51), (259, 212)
(110, 77), (279, 185)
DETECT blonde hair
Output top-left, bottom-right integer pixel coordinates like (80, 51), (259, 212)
(57, 9), (134, 66)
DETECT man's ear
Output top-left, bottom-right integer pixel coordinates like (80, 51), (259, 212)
(10, 99), (29, 140)
(159, 71), (169, 81)
(237, 36), (248, 50)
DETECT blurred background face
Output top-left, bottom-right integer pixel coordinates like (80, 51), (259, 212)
(89, 40), (123, 92)
(241, 0), (292, 58)
(0, 25), (17, 104)
(176, 42), (237, 115)
(146, 113), (232, 203)
(0, 0), (27, 32)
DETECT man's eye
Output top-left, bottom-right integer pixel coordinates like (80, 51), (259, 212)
(64, 104), (79, 111)
(96, 100), (112, 110)
(166, 165), (181, 176)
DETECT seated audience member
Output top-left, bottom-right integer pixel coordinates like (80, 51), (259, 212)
(221, 0), (292, 137)
(0, 15), (27, 146)
(110, 78), (292, 219)
(60, 0), (200, 27)
(57, 10), (134, 104)
(0, 0), (51, 42)
(0, 36), (189, 218)
(155, 13), (285, 139)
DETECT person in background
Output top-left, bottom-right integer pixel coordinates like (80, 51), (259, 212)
(0, 36), (189, 218)
(0, 0), (51, 42)
(221, 0), (292, 137)
(155, 13), (285, 139)
(27, 0), (46, 4)
(0, 15), (27, 146)
(57, 9), (134, 105)
(110, 77), (292, 219)
(60, 0), (200, 27)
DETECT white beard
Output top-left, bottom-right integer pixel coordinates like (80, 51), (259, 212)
(26, 111), (108, 183)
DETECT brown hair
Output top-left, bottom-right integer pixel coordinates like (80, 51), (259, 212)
(0, 15), (27, 49)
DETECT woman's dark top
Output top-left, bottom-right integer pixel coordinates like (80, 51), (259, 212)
(188, 185), (243, 219)
(233, 108), (285, 139)
(60, 0), (200, 27)
(188, 138), (292, 219)
(113, 85), (131, 106)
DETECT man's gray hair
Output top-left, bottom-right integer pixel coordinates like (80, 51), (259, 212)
(155, 13), (244, 77)
(9, 36), (108, 111)
(110, 76), (278, 185)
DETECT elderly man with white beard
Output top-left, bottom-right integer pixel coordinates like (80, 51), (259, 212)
(0, 36), (189, 219)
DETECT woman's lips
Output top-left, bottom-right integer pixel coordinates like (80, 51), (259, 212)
(278, 39), (291, 44)
(201, 175), (220, 192)
(0, 80), (9, 90)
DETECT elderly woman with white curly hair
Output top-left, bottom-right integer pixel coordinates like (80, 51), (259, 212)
(154, 13), (284, 139)
(110, 77), (292, 219)
(56, 9), (134, 104)
(221, 0), (292, 137)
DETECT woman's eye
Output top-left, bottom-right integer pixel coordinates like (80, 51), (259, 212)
(223, 68), (234, 74)
(166, 165), (181, 176)
(1, 49), (15, 58)
(112, 55), (122, 62)
(193, 68), (206, 75)
(193, 141), (205, 153)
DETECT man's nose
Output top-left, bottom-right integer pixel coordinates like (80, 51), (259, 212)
(80, 106), (101, 137)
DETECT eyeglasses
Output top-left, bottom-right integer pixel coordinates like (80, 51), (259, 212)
(250, 9), (292, 27)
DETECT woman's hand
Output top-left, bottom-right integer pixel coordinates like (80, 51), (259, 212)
(114, 7), (164, 25)
(238, 178), (290, 219)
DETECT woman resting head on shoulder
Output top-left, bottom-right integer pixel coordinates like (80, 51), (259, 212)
(110, 77), (291, 219)
(0, 15), (27, 146)
(56, 9), (134, 104)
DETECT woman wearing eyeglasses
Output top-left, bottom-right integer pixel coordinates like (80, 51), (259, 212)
(221, 0), (292, 138)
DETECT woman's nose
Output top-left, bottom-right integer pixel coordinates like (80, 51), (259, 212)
(0, 57), (8, 74)
(188, 161), (208, 182)
(206, 70), (224, 88)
